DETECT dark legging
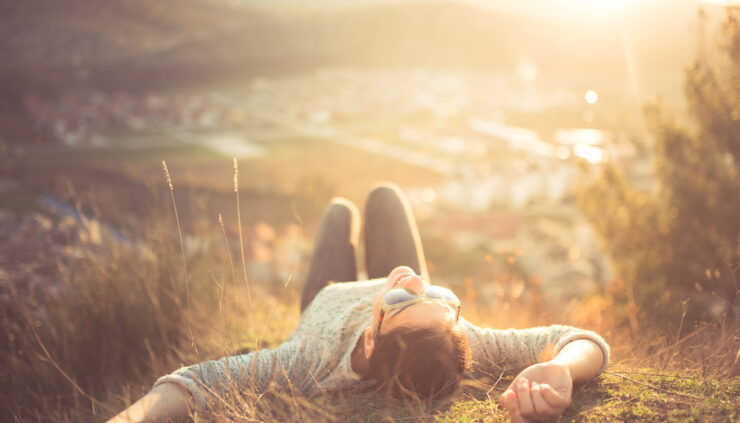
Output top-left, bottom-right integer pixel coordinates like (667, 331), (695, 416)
(300, 183), (428, 312)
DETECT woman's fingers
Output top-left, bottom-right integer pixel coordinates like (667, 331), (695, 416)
(515, 378), (536, 418)
(530, 382), (561, 418)
(499, 389), (527, 423)
(540, 383), (571, 408)
(501, 377), (572, 422)
(513, 378), (569, 421)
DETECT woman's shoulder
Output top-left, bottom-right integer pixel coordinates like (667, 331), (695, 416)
(316, 278), (386, 297)
(292, 279), (381, 340)
(303, 278), (383, 318)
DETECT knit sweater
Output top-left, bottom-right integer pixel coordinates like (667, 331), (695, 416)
(154, 279), (610, 411)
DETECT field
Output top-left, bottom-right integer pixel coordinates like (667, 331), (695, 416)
(6, 134), (444, 230)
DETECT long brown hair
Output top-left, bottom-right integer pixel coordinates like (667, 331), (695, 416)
(366, 325), (470, 400)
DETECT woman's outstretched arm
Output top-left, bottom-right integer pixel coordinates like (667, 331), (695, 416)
(499, 339), (605, 423)
(109, 339), (306, 421)
(463, 323), (610, 378)
(551, 337), (605, 382)
(462, 322), (609, 422)
(107, 383), (191, 423)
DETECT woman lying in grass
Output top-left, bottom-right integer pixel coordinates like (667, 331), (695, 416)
(109, 184), (609, 423)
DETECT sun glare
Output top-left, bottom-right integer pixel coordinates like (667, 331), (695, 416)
(696, 0), (738, 5)
(573, 144), (606, 164)
(585, 90), (599, 104)
(577, 0), (627, 10)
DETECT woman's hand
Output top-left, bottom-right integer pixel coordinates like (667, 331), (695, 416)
(498, 361), (572, 422)
(498, 339), (605, 422)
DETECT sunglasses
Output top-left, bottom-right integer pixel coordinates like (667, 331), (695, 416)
(377, 286), (461, 334)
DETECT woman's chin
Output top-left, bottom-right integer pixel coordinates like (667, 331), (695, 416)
(385, 266), (416, 289)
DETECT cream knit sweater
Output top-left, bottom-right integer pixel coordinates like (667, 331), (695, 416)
(155, 279), (610, 411)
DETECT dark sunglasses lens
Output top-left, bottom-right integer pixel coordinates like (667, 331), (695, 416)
(425, 286), (459, 302)
(384, 288), (416, 305)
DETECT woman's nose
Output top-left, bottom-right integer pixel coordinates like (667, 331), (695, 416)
(398, 274), (424, 293)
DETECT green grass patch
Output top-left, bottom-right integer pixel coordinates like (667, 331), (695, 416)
(561, 370), (739, 422)
(20, 144), (223, 171)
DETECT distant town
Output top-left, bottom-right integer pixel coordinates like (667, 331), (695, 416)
(18, 68), (656, 303)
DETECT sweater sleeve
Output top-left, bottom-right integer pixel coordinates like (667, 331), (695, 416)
(463, 323), (610, 379)
(153, 340), (305, 412)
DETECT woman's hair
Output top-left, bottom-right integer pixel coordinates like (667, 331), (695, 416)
(366, 325), (470, 400)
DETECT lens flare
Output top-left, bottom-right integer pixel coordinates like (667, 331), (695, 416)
(585, 90), (599, 104)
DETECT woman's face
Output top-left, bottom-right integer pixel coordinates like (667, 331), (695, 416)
(370, 266), (458, 336)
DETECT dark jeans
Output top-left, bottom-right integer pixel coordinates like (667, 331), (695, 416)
(300, 183), (428, 312)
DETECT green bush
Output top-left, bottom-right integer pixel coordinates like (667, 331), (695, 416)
(578, 8), (740, 327)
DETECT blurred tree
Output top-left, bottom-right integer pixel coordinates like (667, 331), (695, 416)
(579, 8), (739, 330)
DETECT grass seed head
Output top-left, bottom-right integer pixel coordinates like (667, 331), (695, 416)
(233, 158), (239, 192)
(162, 160), (173, 191)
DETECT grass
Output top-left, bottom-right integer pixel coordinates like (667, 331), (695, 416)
(181, 360), (739, 422)
(4, 213), (738, 422)
(563, 370), (740, 422)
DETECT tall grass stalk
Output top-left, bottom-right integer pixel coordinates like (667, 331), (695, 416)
(218, 212), (239, 351)
(676, 298), (690, 346)
(208, 271), (234, 356)
(162, 160), (198, 354)
(30, 324), (115, 414)
(257, 222), (302, 346)
(259, 273), (293, 347)
(233, 158), (256, 336)
(219, 213), (239, 296)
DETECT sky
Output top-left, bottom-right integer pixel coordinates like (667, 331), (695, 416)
(241, 0), (737, 11)
(239, 0), (734, 27)
(695, 0), (738, 5)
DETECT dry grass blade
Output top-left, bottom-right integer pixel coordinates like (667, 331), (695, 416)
(219, 213), (239, 301)
(30, 324), (115, 414)
(604, 369), (695, 379)
(485, 371), (505, 417)
(604, 371), (704, 401)
(258, 273), (293, 347)
(162, 160), (198, 354)
(233, 158), (256, 335)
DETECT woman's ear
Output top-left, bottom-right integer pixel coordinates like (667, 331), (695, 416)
(363, 327), (375, 360)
